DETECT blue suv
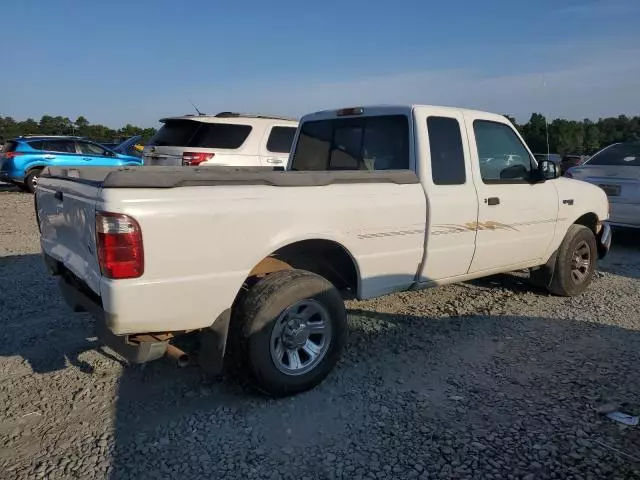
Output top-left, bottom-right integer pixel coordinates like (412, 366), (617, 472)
(0, 135), (143, 192)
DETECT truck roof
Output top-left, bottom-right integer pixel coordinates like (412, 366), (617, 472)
(303, 104), (507, 123)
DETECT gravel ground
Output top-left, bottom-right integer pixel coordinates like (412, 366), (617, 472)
(1, 183), (639, 479)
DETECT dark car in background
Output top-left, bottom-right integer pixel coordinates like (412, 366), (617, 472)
(560, 155), (587, 175)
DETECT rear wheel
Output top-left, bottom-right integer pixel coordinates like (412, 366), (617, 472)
(25, 169), (42, 193)
(548, 225), (597, 296)
(233, 269), (347, 397)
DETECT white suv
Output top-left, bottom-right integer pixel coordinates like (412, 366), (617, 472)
(142, 112), (298, 168)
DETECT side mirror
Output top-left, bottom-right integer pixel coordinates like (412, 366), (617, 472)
(537, 160), (559, 181)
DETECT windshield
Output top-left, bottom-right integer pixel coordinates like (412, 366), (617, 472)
(587, 143), (640, 167)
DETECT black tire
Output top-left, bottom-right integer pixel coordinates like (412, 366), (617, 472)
(548, 225), (597, 296)
(25, 169), (42, 193)
(233, 269), (347, 397)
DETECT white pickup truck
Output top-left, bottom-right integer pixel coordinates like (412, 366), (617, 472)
(36, 104), (611, 396)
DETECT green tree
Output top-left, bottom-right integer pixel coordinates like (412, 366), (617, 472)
(522, 113), (548, 153)
(583, 119), (601, 154)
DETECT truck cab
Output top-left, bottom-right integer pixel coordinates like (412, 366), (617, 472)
(288, 105), (609, 287)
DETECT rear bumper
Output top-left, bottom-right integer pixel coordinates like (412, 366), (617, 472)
(597, 221), (612, 258)
(45, 254), (168, 363)
(609, 202), (640, 228)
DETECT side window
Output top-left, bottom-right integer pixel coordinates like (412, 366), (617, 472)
(473, 120), (533, 182)
(361, 116), (409, 170)
(427, 116), (466, 185)
(41, 140), (76, 153)
(291, 115), (409, 171)
(77, 141), (108, 156)
(266, 126), (297, 153)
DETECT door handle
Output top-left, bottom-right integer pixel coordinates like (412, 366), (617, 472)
(42, 155), (56, 160)
(83, 157), (92, 161)
(486, 197), (500, 206)
(266, 158), (283, 164)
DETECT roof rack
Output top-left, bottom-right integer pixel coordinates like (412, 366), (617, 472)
(214, 111), (297, 122)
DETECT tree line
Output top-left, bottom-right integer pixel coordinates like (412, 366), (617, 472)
(0, 115), (157, 144)
(2, 112), (639, 154)
(505, 113), (640, 156)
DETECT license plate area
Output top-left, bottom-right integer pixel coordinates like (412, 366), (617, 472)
(599, 184), (620, 196)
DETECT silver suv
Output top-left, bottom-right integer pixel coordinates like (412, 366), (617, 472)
(143, 112), (298, 168)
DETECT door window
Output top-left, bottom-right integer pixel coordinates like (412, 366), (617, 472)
(473, 121), (533, 182)
(77, 141), (109, 156)
(266, 126), (297, 153)
(40, 140), (76, 153)
(427, 116), (466, 185)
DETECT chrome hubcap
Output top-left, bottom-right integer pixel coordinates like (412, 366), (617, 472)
(570, 240), (591, 283)
(270, 299), (332, 376)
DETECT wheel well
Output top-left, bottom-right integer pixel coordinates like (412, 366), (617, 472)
(26, 166), (44, 177)
(573, 212), (599, 233)
(246, 240), (359, 299)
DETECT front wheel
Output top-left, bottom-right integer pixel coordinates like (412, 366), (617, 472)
(548, 225), (597, 296)
(233, 269), (347, 397)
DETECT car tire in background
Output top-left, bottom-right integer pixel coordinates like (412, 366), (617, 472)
(232, 269), (348, 397)
(548, 224), (597, 297)
(25, 169), (43, 194)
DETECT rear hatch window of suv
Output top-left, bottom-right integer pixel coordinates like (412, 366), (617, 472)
(149, 120), (252, 149)
(149, 120), (201, 147)
(188, 123), (252, 149)
(587, 143), (640, 167)
(2, 141), (18, 153)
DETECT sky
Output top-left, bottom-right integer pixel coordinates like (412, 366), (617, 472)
(1, 0), (639, 128)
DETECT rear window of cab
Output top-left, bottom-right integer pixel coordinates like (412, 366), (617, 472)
(290, 115), (409, 171)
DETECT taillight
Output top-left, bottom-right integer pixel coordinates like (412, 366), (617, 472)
(182, 152), (214, 166)
(96, 212), (143, 279)
(5, 151), (24, 159)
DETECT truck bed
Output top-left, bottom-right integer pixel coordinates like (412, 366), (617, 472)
(41, 166), (419, 189)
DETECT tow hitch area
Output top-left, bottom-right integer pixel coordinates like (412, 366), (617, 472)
(95, 324), (190, 365)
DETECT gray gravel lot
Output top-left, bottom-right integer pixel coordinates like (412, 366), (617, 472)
(1, 183), (639, 479)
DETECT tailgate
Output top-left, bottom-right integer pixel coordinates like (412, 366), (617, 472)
(36, 177), (102, 295)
